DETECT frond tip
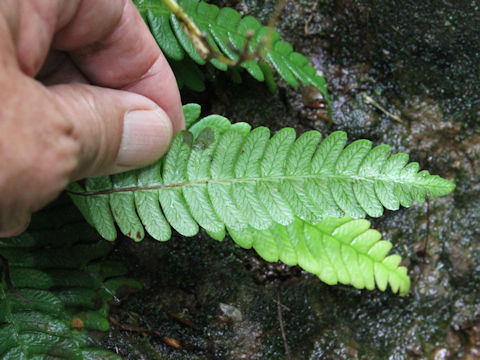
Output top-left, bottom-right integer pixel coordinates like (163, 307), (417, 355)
(228, 217), (411, 296)
(68, 110), (455, 243)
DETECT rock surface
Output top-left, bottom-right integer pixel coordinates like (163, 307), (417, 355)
(101, 1), (479, 358)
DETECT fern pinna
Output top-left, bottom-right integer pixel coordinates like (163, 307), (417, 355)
(68, 104), (454, 296)
(0, 204), (140, 360)
(134, 0), (330, 104)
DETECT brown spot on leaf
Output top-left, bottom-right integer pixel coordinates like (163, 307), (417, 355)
(181, 131), (194, 147)
(195, 128), (215, 150)
(71, 317), (84, 330)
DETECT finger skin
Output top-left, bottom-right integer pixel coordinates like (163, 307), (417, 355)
(37, 50), (89, 85)
(14, 0), (81, 75)
(54, 0), (185, 132)
(48, 83), (173, 179)
(11, 0), (183, 129)
(0, 72), (80, 235)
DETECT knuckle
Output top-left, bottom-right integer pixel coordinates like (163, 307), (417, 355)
(49, 83), (119, 178)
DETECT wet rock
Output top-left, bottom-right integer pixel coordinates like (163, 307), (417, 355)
(432, 348), (450, 360)
(406, 342), (423, 356)
(219, 303), (243, 322)
(96, 1), (480, 358)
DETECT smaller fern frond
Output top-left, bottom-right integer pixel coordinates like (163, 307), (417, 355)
(134, 0), (330, 105)
(228, 217), (410, 295)
(68, 105), (455, 243)
(0, 213), (140, 360)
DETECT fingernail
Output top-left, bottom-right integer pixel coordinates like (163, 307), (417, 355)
(116, 108), (173, 168)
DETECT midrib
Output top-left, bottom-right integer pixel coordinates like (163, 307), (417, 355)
(68, 172), (428, 196)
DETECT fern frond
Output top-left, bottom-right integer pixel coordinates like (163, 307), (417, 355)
(228, 217), (410, 295)
(0, 218), (139, 359)
(68, 105), (454, 294)
(69, 107), (454, 242)
(134, 0), (329, 101)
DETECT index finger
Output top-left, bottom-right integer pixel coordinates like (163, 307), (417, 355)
(53, 0), (184, 132)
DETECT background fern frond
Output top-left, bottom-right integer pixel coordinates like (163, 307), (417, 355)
(69, 105), (454, 242)
(134, 0), (330, 103)
(0, 209), (140, 359)
(228, 217), (410, 295)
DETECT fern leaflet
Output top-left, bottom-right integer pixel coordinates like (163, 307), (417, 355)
(229, 217), (410, 296)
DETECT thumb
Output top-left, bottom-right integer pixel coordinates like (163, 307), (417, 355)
(48, 83), (174, 180)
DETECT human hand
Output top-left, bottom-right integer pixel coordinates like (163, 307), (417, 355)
(0, 0), (184, 237)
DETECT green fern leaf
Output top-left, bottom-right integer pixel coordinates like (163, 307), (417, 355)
(0, 209), (139, 359)
(183, 102), (202, 128)
(228, 217), (410, 295)
(68, 105), (454, 294)
(134, 0), (330, 103)
(69, 106), (454, 242)
(170, 57), (206, 92)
